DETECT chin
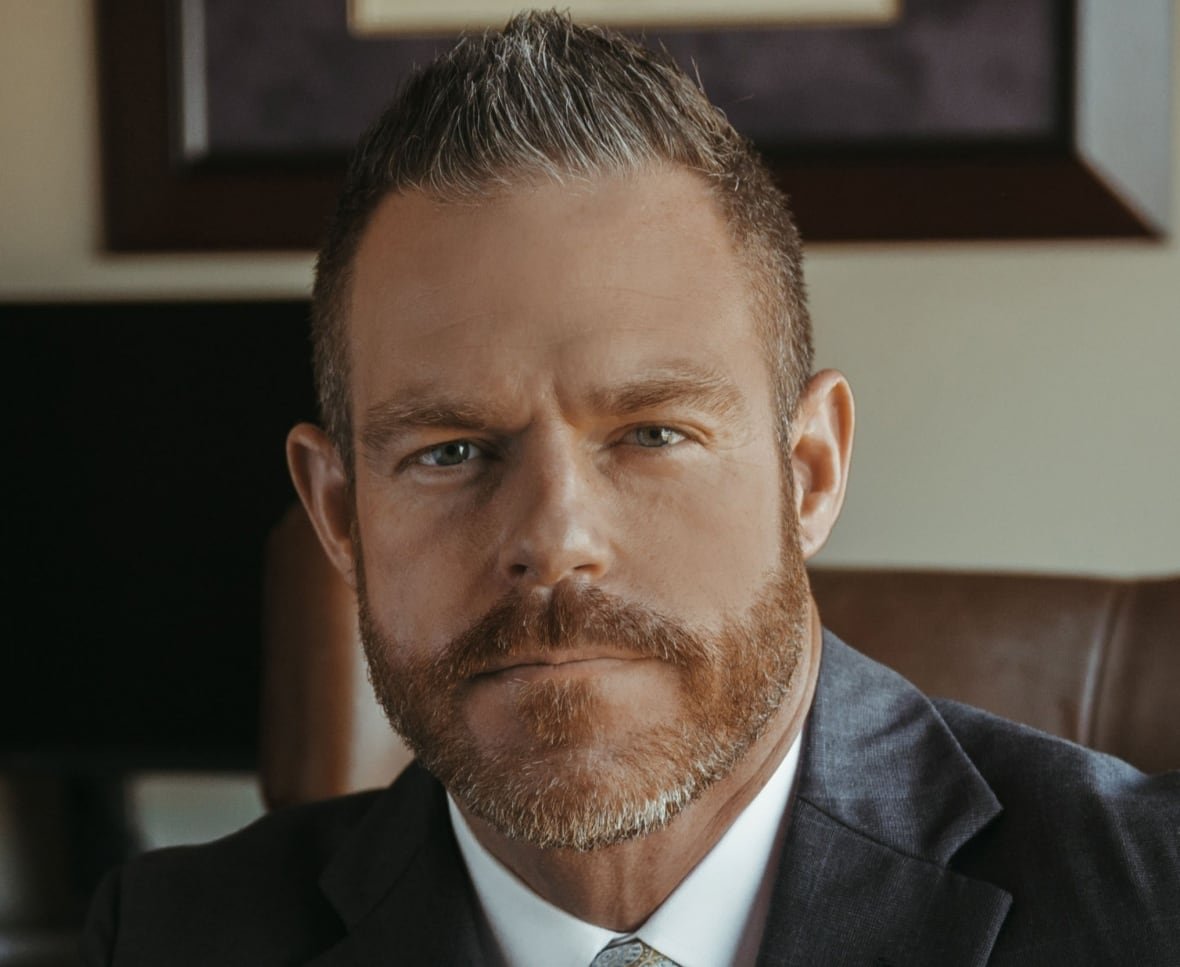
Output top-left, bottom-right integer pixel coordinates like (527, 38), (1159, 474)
(419, 685), (780, 851)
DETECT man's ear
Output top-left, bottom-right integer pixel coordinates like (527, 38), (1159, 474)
(788, 369), (854, 561)
(286, 422), (357, 588)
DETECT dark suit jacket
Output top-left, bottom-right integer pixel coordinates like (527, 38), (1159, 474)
(83, 633), (1180, 965)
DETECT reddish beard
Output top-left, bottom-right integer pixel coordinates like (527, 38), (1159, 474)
(356, 548), (810, 851)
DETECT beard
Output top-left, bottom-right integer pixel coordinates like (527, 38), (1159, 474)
(356, 519), (811, 852)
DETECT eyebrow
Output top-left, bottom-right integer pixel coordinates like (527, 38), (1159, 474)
(361, 395), (496, 457)
(359, 365), (748, 457)
(586, 366), (747, 421)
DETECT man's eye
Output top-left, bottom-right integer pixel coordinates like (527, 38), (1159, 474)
(415, 440), (483, 467)
(627, 426), (686, 448)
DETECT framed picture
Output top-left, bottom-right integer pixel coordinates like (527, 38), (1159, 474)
(98, 0), (1172, 250)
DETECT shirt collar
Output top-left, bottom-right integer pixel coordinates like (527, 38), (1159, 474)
(449, 729), (803, 967)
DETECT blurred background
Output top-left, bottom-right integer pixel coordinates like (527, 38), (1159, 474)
(1, 1), (1176, 962)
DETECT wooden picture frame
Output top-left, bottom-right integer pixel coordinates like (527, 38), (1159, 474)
(345, 0), (902, 33)
(97, 0), (1172, 251)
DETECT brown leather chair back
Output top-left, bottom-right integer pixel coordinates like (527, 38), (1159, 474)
(260, 506), (412, 811)
(808, 569), (1180, 775)
(260, 505), (1179, 807)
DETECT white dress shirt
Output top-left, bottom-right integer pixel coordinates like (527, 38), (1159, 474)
(448, 729), (803, 967)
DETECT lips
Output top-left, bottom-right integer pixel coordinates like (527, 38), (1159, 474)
(471, 650), (643, 680)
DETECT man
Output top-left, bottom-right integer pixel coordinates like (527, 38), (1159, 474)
(84, 11), (1177, 966)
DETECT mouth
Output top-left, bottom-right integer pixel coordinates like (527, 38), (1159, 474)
(471, 651), (645, 683)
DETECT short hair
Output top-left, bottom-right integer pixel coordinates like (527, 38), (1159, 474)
(311, 9), (813, 471)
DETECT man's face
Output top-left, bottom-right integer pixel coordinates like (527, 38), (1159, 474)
(346, 168), (810, 850)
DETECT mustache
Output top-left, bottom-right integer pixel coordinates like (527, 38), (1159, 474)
(437, 582), (716, 683)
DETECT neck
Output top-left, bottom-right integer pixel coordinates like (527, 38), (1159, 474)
(457, 603), (822, 931)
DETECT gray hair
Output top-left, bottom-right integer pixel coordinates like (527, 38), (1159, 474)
(312, 9), (813, 470)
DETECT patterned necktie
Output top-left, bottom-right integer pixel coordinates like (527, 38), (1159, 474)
(589, 938), (682, 967)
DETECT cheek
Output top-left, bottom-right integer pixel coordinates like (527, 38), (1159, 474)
(355, 488), (501, 651)
(613, 451), (784, 613)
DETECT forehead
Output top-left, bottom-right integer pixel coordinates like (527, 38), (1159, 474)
(346, 168), (768, 415)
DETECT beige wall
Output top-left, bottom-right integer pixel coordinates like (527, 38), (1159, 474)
(2, 0), (1178, 577)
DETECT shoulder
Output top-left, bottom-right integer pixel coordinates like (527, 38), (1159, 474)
(936, 696), (1180, 822)
(126, 783), (380, 891)
(936, 699), (1180, 960)
(82, 765), (441, 966)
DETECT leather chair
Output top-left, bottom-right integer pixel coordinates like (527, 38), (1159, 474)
(260, 505), (1179, 809)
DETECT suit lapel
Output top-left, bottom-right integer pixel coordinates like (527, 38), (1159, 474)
(758, 800), (1011, 966)
(757, 633), (1012, 966)
(308, 764), (488, 966)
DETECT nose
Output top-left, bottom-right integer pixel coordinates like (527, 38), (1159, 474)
(496, 437), (611, 589)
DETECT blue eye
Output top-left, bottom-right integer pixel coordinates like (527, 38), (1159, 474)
(630, 426), (685, 448)
(416, 440), (483, 467)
